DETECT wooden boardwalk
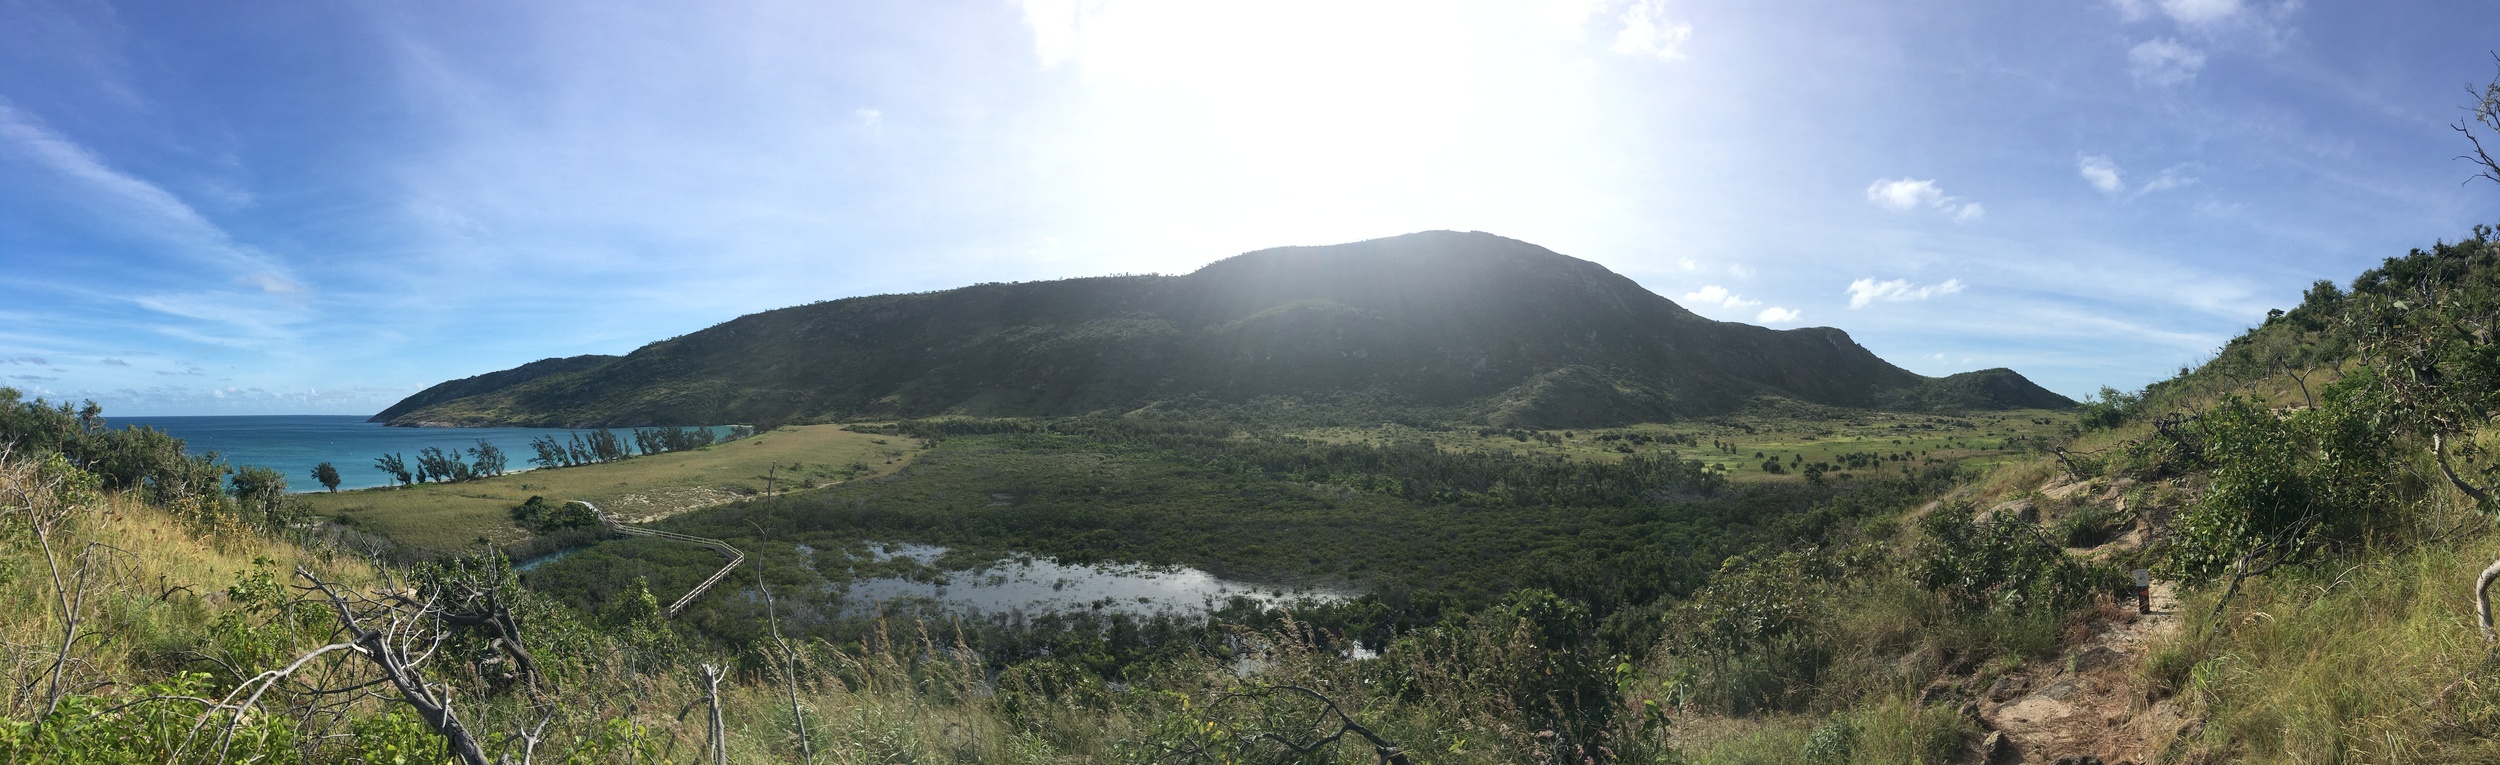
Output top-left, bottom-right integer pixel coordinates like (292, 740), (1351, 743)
(570, 501), (745, 619)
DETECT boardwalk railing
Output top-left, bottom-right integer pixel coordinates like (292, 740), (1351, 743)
(570, 501), (745, 619)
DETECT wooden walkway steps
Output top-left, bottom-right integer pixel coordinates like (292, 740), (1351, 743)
(570, 501), (745, 619)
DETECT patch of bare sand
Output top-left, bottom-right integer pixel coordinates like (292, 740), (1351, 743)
(602, 486), (748, 523)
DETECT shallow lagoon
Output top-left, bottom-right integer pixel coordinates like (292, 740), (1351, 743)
(834, 542), (1348, 619)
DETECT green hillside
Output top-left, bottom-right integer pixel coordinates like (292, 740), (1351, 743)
(378, 231), (2070, 429)
(19, 228), (2500, 764)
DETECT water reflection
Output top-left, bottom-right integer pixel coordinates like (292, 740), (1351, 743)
(838, 542), (1346, 618)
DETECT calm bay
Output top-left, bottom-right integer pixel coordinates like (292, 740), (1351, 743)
(113, 415), (611, 492)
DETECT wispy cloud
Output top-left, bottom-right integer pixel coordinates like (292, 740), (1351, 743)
(1846, 277), (1966, 308)
(0, 101), (309, 355)
(2134, 168), (2196, 196)
(2077, 154), (2198, 198)
(2128, 38), (2205, 87)
(1681, 284), (1759, 309)
(2079, 155), (2126, 193)
(1018, 0), (1101, 68)
(0, 102), (296, 292)
(99, 358), (129, 367)
(1, 356), (47, 365)
(2113, 0), (2294, 32)
(1756, 306), (1801, 324)
(1611, 0), (1693, 61)
(1865, 178), (1983, 221)
(2111, 0), (2247, 25)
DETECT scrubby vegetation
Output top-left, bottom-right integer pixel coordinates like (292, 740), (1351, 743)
(22, 232), (2500, 761)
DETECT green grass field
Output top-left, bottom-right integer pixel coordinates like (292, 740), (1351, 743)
(302, 424), (924, 551)
(1291, 408), (2072, 485)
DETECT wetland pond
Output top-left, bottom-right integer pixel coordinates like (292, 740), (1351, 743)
(830, 542), (1350, 620)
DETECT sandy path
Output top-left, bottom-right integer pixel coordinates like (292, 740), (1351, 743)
(1973, 582), (2186, 764)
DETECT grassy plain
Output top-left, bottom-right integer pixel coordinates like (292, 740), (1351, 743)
(301, 424), (922, 551)
(1295, 407), (2073, 484)
(520, 409), (2072, 655)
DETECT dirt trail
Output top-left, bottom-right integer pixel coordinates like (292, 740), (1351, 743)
(1926, 475), (2199, 764)
(1970, 583), (2187, 764)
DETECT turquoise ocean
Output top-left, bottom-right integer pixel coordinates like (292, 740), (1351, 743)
(113, 415), (629, 492)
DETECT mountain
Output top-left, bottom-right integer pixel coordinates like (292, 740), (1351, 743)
(376, 231), (2072, 428)
(368, 354), (618, 424)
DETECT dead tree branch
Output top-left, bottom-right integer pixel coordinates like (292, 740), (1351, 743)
(194, 564), (559, 765)
(700, 663), (727, 765)
(2459, 54), (2500, 187)
(1163, 684), (1410, 765)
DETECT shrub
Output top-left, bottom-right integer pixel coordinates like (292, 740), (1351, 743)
(509, 495), (597, 533)
(2055, 504), (2125, 549)
(1915, 503), (2116, 615)
(2159, 387), (2402, 586)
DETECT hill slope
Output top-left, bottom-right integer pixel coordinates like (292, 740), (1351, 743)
(379, 231), (2069, 427)
(369, 353), (617, 423)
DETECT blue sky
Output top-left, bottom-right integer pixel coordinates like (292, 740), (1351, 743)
(3, 0), (2496, 415)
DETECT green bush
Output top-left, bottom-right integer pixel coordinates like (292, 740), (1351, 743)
(2055, 504), (2125, 549)
(1915, 503), (2116, 615)
(508, 495), (597, 533)
(2159, 386), (2401, 586)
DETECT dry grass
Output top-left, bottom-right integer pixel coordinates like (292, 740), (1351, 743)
(0, 455), (382, 723)
(301, 424), (922, 550)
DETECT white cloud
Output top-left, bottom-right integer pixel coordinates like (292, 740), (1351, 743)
(855, 108), (883, 134)
(1864, 178), (1984, 221)
(2112, 0), (2256, 26)
(2078, 155), (2125, 194)
(2157, 0), (2245, 25)
(1611, 0), (1692, 61)
(2134, 167), (2196, 196)
(2077, 154), (2199, 198)
(1846, 277), (1966, 308)
(1676, 256), (1698, 271)
(1756, 306), (1801, 324)
(1866, 178), (1937, 211)
(1681, 284), (1759, 308)
(2128, 38), (2205, 87)
(0, 102), (306, 306)
(1727, 263), (1755, 278)
(1018, 0), (1105, 68)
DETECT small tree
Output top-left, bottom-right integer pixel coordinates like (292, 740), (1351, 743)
(527, 436), (567, 468)
(373, 452), (412, 487)
(467, 439), (507, 478)
(310, 461), (341, 492)
(2346, 226), (2500, 636)
(229, 465), (294, 531)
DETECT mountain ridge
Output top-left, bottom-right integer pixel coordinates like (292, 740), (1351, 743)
(378, 231), (2071, 427)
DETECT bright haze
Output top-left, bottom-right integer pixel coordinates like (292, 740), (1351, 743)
(3, 0), (2495, 415)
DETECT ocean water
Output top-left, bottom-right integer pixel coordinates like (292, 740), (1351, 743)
(110, 415), (686, 493)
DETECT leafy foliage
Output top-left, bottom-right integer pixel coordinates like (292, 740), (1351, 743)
(0, 388), (228, 505)
(1915, 503), (2115, 615)
(2158, 388), (2405, 585)
(507, 495), (596, 534)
